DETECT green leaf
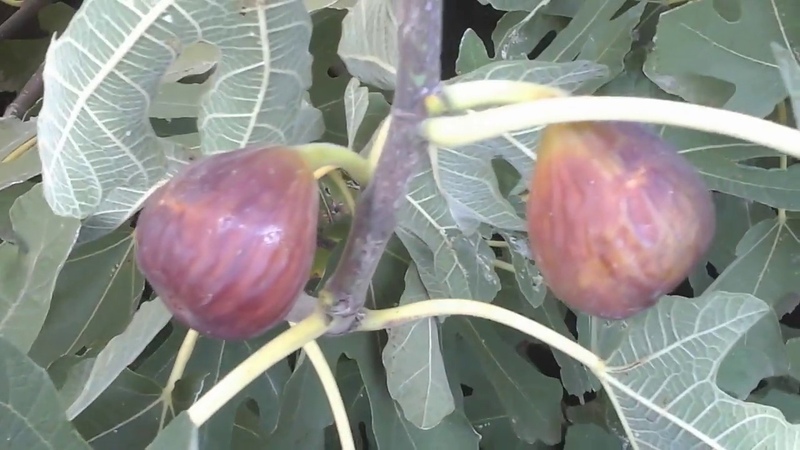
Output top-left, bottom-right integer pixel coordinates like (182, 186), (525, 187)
(452, 316), (565, 445)
(29, 227), (145, 367)
(598, 291), (800, 448)
(687, 193), (775, 294)
(36, 0), (317, 220)
(664, 126), (800, 211)
(0, 184), (81, 352)
(492, 11), (565, 61)
(72, 368), (167, 448)
(383, 264), (455, 429)
(643, 0), (800, 117)
(147, 413), (198, 450)
(704, 218), (800, 397)
(0, 118), (41, 191)
(787, 337), (800, 382)
(563, 423), (624, 449)
(433, 59), (609, 235)
(455, 29), (492, 75)
(330, 333), (481, 449)
(0, 336), (92, 450)
(447, 323), (548, 450)
(536, 0), (629, 64)
(338, 0), (398, 90)
(137, 325), (291, 449)
(343, 77), (370, 148)
(263, 350), (336, 448)
(497, 231), (546, 308)
(772, 43), (800, 127)
(56, 299), (172, 420)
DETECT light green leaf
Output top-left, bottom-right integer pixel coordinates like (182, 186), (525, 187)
(703, 218), (800, 397)
(663, 126), (800, 211)
(563, 423), (624, 450)
(264, 351), (336, 448)
(455, 316), (564, 445)
(0, 118), (42, 192)
(688, 193), (775, 294)
(383, 264), (455, 430)
(498, 231), (546, 308)
(772, 43), (800, 128)
(57, 299), (172, 420)
(599, 291), (800, 448)
(455, 29), (492, 75)
(394, 138), (502, 303)
(71, 368), (168, 448)
(343, 77), (370, 148)
(492, 10), (563, 61)
(37, 0), (316, 220)
(147, 413), (198, 450)
(332, 333), (481, 449)
(433, 59), (609, 234)
(0, 337), (92, 450)
(643, 0), (800, 117)
(536, 0), (628, 63)
(788, 337), (800, 382)
(29, 227), (144, 367)
(338, 0), (398, 90)
(137, 325), (291, 448)
(0, 184), (81, 353)
(480, 0), (545, 12)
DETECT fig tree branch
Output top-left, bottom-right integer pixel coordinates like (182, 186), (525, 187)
(319, 0), (442, 332)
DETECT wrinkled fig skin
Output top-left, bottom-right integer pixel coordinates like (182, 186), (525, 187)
(526, 122), (716, 319)
(134, 146), (319, 340)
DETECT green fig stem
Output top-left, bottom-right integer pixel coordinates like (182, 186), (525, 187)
(186, 309), (331, 426)
(492, 259), (515, 273)
(159, 329), (199, 430)
(297, 143), (373, 187)
(421, 94), (800, 159)
(356, 298), (604, 372)
(298, 335), (355, 450)
(425, 80), (567, 116)
(486, 239), (509, 248)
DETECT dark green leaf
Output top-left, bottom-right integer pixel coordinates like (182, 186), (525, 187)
(0, 336), (91, 450)
(0, 183), (81, 352)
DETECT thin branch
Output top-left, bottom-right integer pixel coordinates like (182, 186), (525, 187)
(0, 0), (52, 41)
(4, 61), (44, 119)
(318, 0), (443, 333)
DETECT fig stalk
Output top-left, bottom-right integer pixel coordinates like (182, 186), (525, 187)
(186, 309), (331, 426)
(296, 142), (373, 186)
(425, 79), (568, 116)
(421, 94), (800, 158)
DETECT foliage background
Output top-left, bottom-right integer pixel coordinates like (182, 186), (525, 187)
(1, 0), (800, 448)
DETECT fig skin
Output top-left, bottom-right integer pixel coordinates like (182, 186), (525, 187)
(134, 145), (319, 340)
(526, 121), (715, 319)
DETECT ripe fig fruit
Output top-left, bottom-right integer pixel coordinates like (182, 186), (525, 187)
(134, 145), (319, 340)
(526, 121), (715, 319)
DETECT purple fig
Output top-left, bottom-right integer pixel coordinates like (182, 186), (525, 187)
(134, 145), (319, 340)
(526, 121), (715, 319)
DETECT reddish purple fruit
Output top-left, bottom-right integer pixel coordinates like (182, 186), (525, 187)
(526, 121), (715, 319)
(134, 145), (319, 340)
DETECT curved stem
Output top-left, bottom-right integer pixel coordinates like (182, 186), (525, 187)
(298, 143), (373, 186)
(357, 299), (603, 371)
(298, 336), (355, 450)
(159, 329), (200, 429)
(186, 309), (331, 426)
(426, 80), (567, 115)
(422, 95), (800, 159)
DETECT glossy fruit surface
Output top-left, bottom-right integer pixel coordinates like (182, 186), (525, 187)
(134, 146), (319, 340)
(526, 121), (715, 319)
